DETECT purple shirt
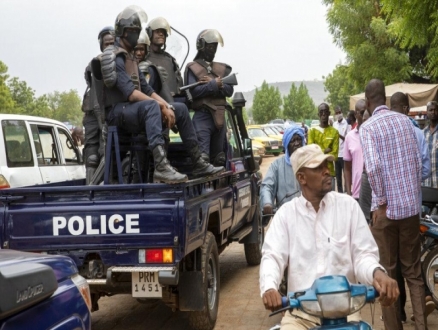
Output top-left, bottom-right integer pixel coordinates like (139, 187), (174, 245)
(360, 105), (421, 219)
(343, 127), (363, 199)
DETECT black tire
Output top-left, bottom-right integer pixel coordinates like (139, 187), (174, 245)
(188, 232), (220, 330)
(258, 157), (263, 165)
(422, 246), (438, 306)
(244, 207), (264, 266)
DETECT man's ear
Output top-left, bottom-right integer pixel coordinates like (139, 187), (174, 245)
(296, 171), (306, 185)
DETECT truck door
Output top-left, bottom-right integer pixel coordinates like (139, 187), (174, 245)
(225, 112), (252, 230)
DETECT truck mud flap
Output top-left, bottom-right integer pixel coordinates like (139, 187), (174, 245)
(178, 271), (204, 311)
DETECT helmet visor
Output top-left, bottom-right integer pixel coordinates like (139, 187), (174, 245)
(200, 29), (224, 46)
(118, 5), (148, 26)
(148, 17), (171, 35)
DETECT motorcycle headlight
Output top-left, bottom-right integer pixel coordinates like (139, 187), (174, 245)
(301, 292), (367, 319)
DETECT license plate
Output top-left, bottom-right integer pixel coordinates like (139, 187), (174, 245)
(132, 272), (162, 298)
(272, 146), (278, 149)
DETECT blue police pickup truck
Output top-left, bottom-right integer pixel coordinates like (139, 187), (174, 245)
(0, 250), (91, 330)
(0, 94), (263, 330)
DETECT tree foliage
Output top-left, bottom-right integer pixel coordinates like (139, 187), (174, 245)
(322, 0), (434, 110)
(323, 1), (412, 89)
(0, 61), (15, 113)
(382, 0), (438, 78)
(283, 83), (316, 121)
(252, 81), (282, 124)
(47, 90), (82, 125)
(323, 65), (359, 112)
(0, 60), (83, 126)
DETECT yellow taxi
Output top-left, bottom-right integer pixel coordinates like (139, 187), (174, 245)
(246, 125), (283, 156)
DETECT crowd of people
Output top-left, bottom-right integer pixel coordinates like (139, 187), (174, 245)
(80, 5), (234, 184)
(259, 79), (438, 329)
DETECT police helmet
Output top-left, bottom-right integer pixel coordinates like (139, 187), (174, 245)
(137, 30), (150, 46)
(146, 17), (171, 39)
(98, 26), (115, 51)
(196, 29), (224, 51)
(114, 5), (148, 37)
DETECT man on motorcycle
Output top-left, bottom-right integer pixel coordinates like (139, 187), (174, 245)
(260, 144), (399, 329)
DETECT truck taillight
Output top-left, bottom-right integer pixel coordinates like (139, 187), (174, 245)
(0, 175), (10, 189)
(139, 248), (173, 263)
(71, 274), (92, 311)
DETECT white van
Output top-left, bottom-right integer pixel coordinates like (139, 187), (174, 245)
(0, 114), (85, 189)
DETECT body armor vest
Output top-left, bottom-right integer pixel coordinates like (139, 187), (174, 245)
(145, 51), (183, 96)
(138, 60), (174, 104)
(98, 46), (140, 108)
(186, 60), (231, 130)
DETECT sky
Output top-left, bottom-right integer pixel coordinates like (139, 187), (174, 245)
(0, 0), (345, 97)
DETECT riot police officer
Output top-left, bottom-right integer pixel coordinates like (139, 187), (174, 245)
(184, 29), (234, 166)
(135, 30), (175, 107)
(82, 26), (115, 183)
(99, 6), (223, 184)
(145, 17), (186, 104)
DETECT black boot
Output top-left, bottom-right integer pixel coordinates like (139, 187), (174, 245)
(152, 145), (188, 184)
(190, 147), (224, 178)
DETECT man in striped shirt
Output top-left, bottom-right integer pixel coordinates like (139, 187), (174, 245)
(360, 79), (425, 330)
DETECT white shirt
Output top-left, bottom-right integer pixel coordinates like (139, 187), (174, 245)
(333, 119), (351, 157)
(259, 192), (383, 296)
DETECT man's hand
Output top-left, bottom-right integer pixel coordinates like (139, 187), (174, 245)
(371, 204), (387, 226)
(199, 76), (213, 84)
(215, 77), (223, 89)
(160, 102), (175, 129)
(263, 204), (273, 216)
(324, 147), (332, 154)
(262, 289), (283, 312)
(373, 269), (399, 307)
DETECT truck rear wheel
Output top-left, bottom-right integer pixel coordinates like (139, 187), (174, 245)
(188, 232), (220, 330)
(244, 208), (264, 266)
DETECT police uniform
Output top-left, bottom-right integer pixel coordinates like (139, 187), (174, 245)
(105, 41), (198, 152)
(145, 51), (186, 104)
(184, 60), (234, 164)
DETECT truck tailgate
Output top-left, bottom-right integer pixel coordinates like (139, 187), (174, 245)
(1, 185), (183, 251)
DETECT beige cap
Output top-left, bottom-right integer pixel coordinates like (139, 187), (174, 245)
(291, 144), (335, 176)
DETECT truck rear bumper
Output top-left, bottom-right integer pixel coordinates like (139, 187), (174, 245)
(87, 266), (179, 287)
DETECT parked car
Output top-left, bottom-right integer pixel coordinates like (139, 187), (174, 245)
(247, 126), (282, 156)
(310, 119), (320, 128)
(252, 140), (265, 165)
(261, 124), (283, 141)
(0, 114), (85, 189)
(0, 250), (91, 330)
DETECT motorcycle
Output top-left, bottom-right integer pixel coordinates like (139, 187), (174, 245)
(270, 275), (376, 330)
(420, 187), (438, 306)
(420, 216), (438, 306)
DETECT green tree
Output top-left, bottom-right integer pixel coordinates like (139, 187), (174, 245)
(7, 77), (36, 114)
(48, 90), (82, 126)
(0, 61), (16, 113)
(252, 81), (282, 124)
(283, 83), (316, 121)
(323, 0), (412, 89)
(323, 65), (359, 111)
(382, 0), (438, 79)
